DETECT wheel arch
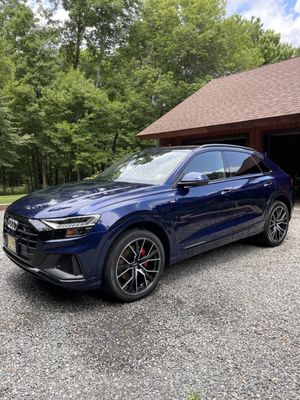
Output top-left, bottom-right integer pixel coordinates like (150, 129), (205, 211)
(272, 193), (292, 218)
(100, 215), (172, 279)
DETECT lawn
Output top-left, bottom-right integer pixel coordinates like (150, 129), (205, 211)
(0, 194), (27, 204)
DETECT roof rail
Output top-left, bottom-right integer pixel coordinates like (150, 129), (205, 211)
(200, 143), (254, 151)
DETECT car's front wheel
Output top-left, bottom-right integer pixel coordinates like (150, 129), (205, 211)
(103, 229), (165, 302)
(256, 200), (289, 246)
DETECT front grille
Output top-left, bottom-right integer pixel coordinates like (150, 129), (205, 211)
(4, 215), (38, 259)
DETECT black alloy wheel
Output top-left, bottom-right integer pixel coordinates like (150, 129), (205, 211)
(268, 203), (289, 243)
(104, 229), (165, 302)
(255, 200), (289, 246)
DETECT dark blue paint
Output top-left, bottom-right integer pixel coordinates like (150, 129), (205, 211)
(4, 145), (293, 289)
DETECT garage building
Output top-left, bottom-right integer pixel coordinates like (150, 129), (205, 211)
(137, 57), (300, 183)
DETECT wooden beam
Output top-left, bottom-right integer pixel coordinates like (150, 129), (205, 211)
(138, 113), (300, 140)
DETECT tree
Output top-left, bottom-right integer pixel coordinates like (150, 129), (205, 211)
(126, 0), (227, 82)
(0, 35), (19, 191)
(0, 0), (61, 188)
(41, 69), (114, 180)
(0, 0), (299, 192)
(222, 15), (264, 73)
(245, 17), (296, 64)
(60, 0), (90, 69)
(59, 0), (140, 85)
(85, 0), (140, 87)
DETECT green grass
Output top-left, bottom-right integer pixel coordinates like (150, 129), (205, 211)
(0, 194), (27, 204)
(187, 392), (200, 400)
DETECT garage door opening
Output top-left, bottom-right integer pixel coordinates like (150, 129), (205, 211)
(264, 131), (300, 198)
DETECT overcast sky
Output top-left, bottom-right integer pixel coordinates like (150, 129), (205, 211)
(33, 0), (300, 47)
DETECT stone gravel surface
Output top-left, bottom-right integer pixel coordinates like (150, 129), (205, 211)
(0, 209), (299, 400)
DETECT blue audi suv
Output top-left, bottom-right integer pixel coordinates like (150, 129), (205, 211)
(3, 145), (293, 301)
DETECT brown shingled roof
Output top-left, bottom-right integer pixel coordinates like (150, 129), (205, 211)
(137, 57), (300, 138)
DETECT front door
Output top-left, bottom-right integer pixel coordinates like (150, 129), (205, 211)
(173, 150), (234, 256)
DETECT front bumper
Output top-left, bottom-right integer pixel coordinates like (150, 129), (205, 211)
(3, 246), (90, 289)
(3, 213), (107, 290)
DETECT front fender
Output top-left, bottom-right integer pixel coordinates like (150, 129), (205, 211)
(95, 210), (176, 280)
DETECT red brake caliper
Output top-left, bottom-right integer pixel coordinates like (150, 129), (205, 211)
(140, 248), (148, 268)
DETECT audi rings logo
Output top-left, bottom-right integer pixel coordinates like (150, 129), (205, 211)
(7, 218), (19, 231)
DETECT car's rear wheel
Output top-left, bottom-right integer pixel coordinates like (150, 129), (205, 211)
(256, 200), (289, 246)
(103, 229), (165, 302)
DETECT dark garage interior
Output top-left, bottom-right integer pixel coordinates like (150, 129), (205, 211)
(264, 131), (300, 196)
(264, 131), (300, 178)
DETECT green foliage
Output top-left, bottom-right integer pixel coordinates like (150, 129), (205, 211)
(0, 98), (19, 168)
(42, 69), (114, 175)
(241, 17), (296, 65)
(60, 0), (139, 77)
(0, 34), (19, 174)
(0, 0), (298, 190)
(0, 36), (14, 91)
(126, 0), (226, 81)
(222, 15), (264, 73)
(187, 391), (200, 400)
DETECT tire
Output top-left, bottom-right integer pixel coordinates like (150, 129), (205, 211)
(255, 200), (289, 247)
(103, 229), (165, 302)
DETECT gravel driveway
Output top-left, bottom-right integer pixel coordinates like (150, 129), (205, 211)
(0, 209), (299, 400)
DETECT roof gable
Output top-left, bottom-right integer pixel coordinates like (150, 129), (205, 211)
(138, 57), (300, 138)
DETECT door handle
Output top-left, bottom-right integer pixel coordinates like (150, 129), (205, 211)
(264, 181), (273, 187)
(220, 189), (232, 196)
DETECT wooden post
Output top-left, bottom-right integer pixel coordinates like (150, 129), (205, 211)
(248, 127), (263, 152)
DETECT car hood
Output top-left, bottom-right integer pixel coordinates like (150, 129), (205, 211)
(6, 179), (154, 219)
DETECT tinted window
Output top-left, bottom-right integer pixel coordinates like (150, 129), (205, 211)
(253, 154), (271, 172)
(225, 151), (261, 176)
(183, 151), (225, 181)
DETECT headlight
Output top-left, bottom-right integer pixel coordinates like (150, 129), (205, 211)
(41, 215), (100, 230)
(30, 214), (100, 238)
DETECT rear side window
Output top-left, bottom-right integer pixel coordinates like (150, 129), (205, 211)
(183, 151), (225, 181)
(252, 154), (271, 173)
(224, 151), (261, 176)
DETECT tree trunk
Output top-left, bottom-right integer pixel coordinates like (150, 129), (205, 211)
(41, 155), (47, 189)
(95, 60), (101, 88)
(95, 51), (104, 88)
(27, 158), (33, 192)
(32, 153), (39, 189)
(2, 167), (6, 194)
(73, 18), (84, 69)
(48, 161), (53, 186)
(112, 131), (119, 153)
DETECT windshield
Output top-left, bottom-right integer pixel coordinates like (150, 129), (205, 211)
(98, 148), (191, 185)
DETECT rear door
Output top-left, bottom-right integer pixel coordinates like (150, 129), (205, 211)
(223, 150), (274, 233)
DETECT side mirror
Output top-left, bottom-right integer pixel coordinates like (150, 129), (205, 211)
(177, 172), (209, 187)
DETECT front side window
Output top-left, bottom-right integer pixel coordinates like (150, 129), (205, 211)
(183, 151), (225, 181)
(224, 151), (261, 176)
